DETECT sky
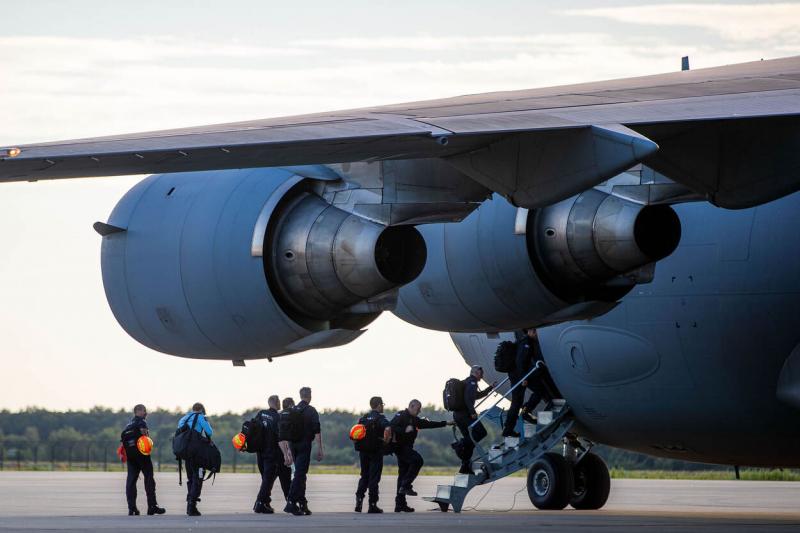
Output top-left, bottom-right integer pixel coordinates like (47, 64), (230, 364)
(0, 1), (798, 414)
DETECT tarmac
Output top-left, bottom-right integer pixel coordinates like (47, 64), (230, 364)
(0, 471), (798, 531)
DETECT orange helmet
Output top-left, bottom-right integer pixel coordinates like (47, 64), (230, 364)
(136, 435), (154, 456)
(349, 423), (367, 441)
(232, 432), (247, 451)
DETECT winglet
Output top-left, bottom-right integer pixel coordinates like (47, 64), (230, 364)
(93, 221), (126, 236)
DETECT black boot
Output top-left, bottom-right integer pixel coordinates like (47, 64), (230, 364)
(355, 496), (364, 513)
(146, 505), (165, 515)
(284, 501), (303, 516)
(300, 502), (312, 516)
(367, 503), (383, 514)
(128, 508), (140, 516)
(395, 503), (415, 513)
(399, 486), (418, 496)
(186, 503), (201, 517)
(254, 501), (273, 514)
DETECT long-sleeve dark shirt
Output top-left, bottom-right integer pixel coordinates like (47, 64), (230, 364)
(296, 400), (321, 442)
(390, 409), (447, 449)
(511, 336), (545, 382)
(463, 375), (493, 416)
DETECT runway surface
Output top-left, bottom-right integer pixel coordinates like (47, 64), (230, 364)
(0, 472), (798, 531)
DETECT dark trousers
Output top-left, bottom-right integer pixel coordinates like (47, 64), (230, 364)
(355, 451), (384, 504)
(395, 447), (423, 505)
(504, 380), (544, 434)
(185, 458), (203, 504)
(288, 441), (311, 505)
(256, 451), (291, 505)
(125, 453), (157, 510)
(453, 411), (487, 471)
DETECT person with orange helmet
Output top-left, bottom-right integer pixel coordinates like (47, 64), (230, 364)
(354, 396), (391, 514)
(120, 404), (165, 516)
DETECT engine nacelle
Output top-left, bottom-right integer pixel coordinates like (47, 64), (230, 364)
(100, 167), (425, 360)
(394, 191), (680, 332)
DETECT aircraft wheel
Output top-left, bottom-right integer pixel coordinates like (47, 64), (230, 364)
(527, 452), (574, 510)
(569, 452), (610, 510)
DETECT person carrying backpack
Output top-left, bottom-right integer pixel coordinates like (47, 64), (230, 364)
(248, 395), (291, 514)
(353, 396), (391, 514)
(176, 402), (213, 516)
(503, 328), (550, 437)
(120, 404), (165, 516)
(451, 366), (495, 474)
(280, 387), (323, 516)
(390, 399), (452, 513)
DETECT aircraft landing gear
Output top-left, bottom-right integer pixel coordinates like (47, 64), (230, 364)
(527, 452), (574, 510)
(569, 452), (610, 510)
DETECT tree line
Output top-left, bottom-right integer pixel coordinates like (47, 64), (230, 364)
(0, 406), (723, 470)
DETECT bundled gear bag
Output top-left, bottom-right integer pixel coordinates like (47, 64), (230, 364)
(494, 340), (517, 373)
(443, 378), (467, 411)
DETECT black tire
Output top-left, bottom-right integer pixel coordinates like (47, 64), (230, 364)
(569, 452), (610, 510)
(527, 452), (574, 510)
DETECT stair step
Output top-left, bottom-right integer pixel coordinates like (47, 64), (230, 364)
(502, 436), (520, 448)
(453, 473), (470, 487)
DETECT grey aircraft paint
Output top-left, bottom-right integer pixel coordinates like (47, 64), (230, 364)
(2, 56), (800, 471)
(446, 191), (800, 467)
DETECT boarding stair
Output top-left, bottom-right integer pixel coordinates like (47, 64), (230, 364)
(424, 362), (575, 512)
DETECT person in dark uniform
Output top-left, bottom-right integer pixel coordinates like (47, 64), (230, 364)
(452, 365), (495, 474)
(354, 396), (391, 514)
(284, 387), (323, 516)
(121, 404), (165, 516)
(390, 399), (452, 512)
(253, 395), (292, 514)
(503, 327), (549, 437)
(177, 402), (213, 516)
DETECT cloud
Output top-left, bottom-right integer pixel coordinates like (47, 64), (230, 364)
(564, 3), (800, 42)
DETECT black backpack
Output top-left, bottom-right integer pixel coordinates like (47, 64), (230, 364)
(172, 413), (199, 461)
(278, 406), (305, 442)
(120, 421), (141, 451)
(241, 415), (266, 454)
(353, 413), (383, 453)
(443, 378), (466, 412)
(494, 340), (517, 373)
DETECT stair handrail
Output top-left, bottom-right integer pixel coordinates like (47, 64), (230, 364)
(466, 361), (546, 471)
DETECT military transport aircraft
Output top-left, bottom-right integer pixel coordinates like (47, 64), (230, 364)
(1, 55), (799, 511)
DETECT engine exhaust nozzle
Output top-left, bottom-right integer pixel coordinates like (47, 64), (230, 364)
(270, 193), (426, 321)
(531, 189), (681, 292)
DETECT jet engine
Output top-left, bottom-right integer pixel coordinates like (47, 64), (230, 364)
(99, 167), (426, 360)
(394, 190), (680, 332)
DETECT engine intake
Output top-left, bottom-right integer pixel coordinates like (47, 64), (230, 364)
(395, 190), (681, 333)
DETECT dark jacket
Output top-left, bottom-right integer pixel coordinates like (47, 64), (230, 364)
(358, 409), (390, 453)
(254, 408), (281, 454)
(390, 409), (447, 449)
(120, 416), (148, 450)
(296, 400), (321, 442)
(511, 336), (545, 382)
(463, 375), (493, 416)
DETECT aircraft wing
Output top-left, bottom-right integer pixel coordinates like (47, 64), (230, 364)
(2, 55), (799, 208)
